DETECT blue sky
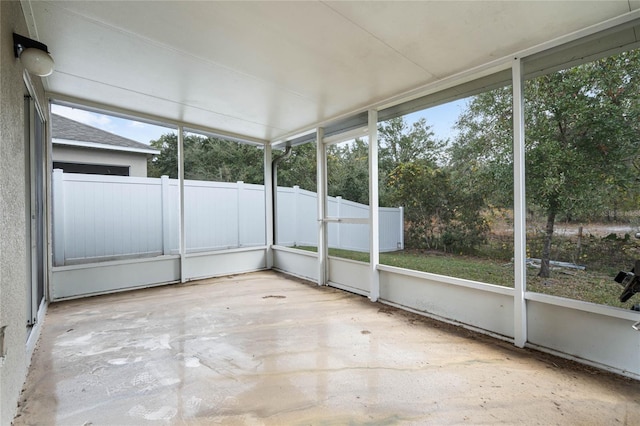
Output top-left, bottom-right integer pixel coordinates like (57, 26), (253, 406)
(403, 98), (469, 142)
(51, 104), (172, 145)
(52, 98), (469, 145)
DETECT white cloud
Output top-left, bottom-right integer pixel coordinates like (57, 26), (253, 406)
(128, 120), (146, 128)
(51, 104), (113, 130)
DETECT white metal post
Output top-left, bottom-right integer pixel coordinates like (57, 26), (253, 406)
(52, 168), (65, 267)
(369, 109), (380, 302)
(399, 206), (404, 250)
(237, 181), (244, 247)
(178, 126), (186, 283)
(293, 185), (300, 246)
(513, 58), (527, 347)
(336, 196), (342, 248)
(264, 143), (274, 268)
(317, 127), (327, 286)
(160, 175), (171, 255)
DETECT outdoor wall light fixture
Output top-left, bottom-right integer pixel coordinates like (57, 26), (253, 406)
(13, 33), (55, 77)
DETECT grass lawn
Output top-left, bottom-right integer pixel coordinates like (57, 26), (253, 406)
(294, 246), (635, 310)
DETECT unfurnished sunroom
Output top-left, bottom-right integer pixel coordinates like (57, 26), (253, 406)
(2, 1), (640, 424)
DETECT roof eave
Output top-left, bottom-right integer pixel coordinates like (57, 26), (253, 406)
(52, 138), (160, 155)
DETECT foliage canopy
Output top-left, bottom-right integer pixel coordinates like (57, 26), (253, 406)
(450, 49), (640, 276)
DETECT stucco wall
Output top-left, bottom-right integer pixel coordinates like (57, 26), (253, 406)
(0, 1), (47, 423)
(53, 145), (150, 177)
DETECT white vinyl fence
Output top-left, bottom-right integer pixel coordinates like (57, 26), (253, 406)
(52, 170), (403, 265)
(276, 186), (404, 252)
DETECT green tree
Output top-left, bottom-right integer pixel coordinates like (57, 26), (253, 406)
(379, 117), (444, 166)
(378, 117), (445, 205)
(148, 133), (264, 184)
(387, 160), (487, 252)
(327, 138), (369, 204)
(448, 89), (514, 210)
(276, 142), (317, 192)
(451, 49), (640, 277)
(147, 133), (179, 178)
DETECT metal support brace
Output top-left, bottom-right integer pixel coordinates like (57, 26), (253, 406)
(264, 143), (274, 268)
(178, 126), (186, 283)
(512, 58), (527, 347)
(316, 127), (327, 286)
(369, 109), (380, 302)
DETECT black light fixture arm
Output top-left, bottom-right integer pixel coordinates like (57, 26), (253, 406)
(13, 33), (50, 57)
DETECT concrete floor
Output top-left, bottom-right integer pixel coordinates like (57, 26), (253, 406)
(14, 271), (640, 425)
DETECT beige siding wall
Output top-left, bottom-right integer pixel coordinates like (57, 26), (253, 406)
(52, 145), (149, 177)
(0, 1), (47, 423)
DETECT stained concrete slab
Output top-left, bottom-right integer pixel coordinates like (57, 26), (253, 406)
(14, 271), (640, 425)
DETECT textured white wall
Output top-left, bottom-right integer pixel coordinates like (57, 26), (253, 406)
(0, 1), (47, 423)
(52, 145), (149, 177)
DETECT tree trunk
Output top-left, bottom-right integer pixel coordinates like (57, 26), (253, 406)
(539, 210), (556, 278)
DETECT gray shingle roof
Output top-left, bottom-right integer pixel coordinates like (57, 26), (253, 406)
(52, 114), (155, 151)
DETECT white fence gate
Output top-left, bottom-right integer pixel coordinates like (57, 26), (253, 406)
(52, 170), (403, 265)
(276, 185), (404, 252)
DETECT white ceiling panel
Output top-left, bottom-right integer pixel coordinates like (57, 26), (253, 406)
(326, 1), (633, 78)
(22, 1), (637, 142)
(43, 1), (432, 97)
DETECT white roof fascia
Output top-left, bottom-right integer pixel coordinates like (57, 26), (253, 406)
(52, 138), (161, 155)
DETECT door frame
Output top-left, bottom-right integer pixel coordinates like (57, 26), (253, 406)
(23, 74), (48, 336)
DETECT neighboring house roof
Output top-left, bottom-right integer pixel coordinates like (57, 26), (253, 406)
(52, 114), (160, 155)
